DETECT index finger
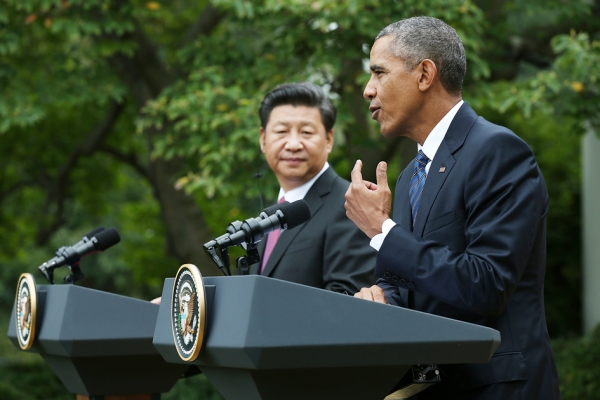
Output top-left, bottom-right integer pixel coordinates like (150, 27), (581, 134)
(350, 159), (363, 183)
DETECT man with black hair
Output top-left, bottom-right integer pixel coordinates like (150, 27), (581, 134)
(249, 82), (376, 294)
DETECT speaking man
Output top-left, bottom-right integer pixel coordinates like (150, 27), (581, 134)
(344, 17), (560, 399)
(250, 82), (376, 294)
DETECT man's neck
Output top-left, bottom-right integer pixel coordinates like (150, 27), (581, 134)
(413, 95), (462, 146)
(278, 162), (329, 202)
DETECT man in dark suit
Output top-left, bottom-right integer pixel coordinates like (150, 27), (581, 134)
(344, 17), (560, 399)
(249, 82), (376, 294)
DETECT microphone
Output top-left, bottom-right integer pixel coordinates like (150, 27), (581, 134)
(216, 200), (311, 249)
(259, 201), (290, 219)
(218, 201), (291, 239)
(72, 226), (105, 247)
(38, 227), (121, 284)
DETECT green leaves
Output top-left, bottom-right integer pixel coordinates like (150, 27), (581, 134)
(139, 0), (488, 198)
(0, 0), (595, 339)
(483, 30), (600, 133)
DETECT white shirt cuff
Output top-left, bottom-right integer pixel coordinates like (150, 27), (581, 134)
(369, 219), (397, 251)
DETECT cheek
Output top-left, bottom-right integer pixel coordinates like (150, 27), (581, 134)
(264, 140), (284, 159)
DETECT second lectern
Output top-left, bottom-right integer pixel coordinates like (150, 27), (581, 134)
(153, 274), (500, 400)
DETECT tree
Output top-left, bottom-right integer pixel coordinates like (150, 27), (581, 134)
(0, 0), (486, 285)
(0, 0), (597, 336)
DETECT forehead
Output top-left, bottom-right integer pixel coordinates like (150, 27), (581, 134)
(267, 105), (324, 127)
(369, 36), (404, 68)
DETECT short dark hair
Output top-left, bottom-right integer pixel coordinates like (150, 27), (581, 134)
(259, 82), (337, 131)
(376, 16), (466, 95)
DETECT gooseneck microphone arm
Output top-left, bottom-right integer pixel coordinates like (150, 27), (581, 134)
(38, 227), (121, 284)
(203, 200), (311, 276)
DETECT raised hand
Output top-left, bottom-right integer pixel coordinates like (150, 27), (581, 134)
(344, 160), (392, 238)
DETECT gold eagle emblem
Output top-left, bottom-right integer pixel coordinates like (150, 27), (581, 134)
(179, 291), (196, 336)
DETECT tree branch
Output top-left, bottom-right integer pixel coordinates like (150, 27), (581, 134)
(99, 144), (151, 181)
(35, 100), (125, 245)
(0, 181), (26, 201)
(180, 2), (226, 46)
(57, 100), (126, 179)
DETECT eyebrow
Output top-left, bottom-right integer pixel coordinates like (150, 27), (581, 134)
(370, 64), (385, 72)
(272, 120), (318, 127)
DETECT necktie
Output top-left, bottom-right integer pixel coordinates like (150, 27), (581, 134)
(409, 150), (430, 228)
(260, 196), (285, 273)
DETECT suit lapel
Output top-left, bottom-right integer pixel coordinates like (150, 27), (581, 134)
(393, 169), (412, 229)
(260, 167), (334, 277)
(249, 238), (266, 275)
(412, 141), (455, 236)
(412, 102), (478, 236)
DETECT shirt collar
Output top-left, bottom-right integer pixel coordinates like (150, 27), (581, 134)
(418, 100), (464, 161)
(278, 162), (329, 202)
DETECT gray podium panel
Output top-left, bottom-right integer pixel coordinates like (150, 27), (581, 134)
(8, 284), (189, 396)
(154, 276), (500, 400)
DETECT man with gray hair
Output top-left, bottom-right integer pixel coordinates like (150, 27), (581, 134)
(345, 16), (560, 399)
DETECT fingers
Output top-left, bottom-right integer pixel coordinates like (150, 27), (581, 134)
(371, 285), (389, 304)
(354, 285), (389, 304)
(354, 287), (373, 300)
(151, 297), (162, 305)
(376, 161), (389, 190)
(350, 159), (363, 183)
(364, 181), (378, 191)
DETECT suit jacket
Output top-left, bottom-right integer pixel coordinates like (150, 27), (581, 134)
(250, 167), (376, 294)
(377, 103), (560, 399)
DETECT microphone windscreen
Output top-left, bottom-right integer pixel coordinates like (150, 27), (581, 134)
(84, 226), (105, 238)
(262, 201), (290, 216)
(279, 200), (311, 229)
(95, 227), (121, 251)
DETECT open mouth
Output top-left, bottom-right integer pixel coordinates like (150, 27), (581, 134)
(369, 105), (381, 120)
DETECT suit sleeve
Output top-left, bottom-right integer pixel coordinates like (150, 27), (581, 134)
(377, 131), (548, 317)
(322, 193), (377, 295)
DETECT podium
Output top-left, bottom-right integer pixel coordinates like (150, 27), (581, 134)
(7, 283), (190, 398)
(154, 275), (501, 400)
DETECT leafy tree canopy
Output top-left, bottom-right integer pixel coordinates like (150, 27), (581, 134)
(0, 0), (598, 336)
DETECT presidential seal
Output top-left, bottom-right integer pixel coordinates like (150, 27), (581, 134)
(171, 264), (206, 362)
(15, 273), (37, 350)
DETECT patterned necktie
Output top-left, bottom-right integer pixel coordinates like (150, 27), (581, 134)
(409, 150), (430, 228)
(260, 196), (285, 273)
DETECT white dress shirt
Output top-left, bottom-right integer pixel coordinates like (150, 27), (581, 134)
(370, 100), (464, 250)
(278, 162), (329, 202)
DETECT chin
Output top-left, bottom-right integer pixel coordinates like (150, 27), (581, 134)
(379, 124), (405, 139)
(379, 128), (396, 138)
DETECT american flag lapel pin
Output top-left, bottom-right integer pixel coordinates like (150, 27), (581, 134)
(439, 166), (446, 173)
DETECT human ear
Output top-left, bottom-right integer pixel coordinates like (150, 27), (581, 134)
(326, 129), (334, 153)
(417, 59), (437, 91)
(259, 127), (266, 153)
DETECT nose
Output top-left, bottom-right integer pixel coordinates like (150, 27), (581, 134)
(363, 78), (376, 100)
(284, 132), (302, 151)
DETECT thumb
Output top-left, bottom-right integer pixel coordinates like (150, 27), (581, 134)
(376, 161), (389, 189)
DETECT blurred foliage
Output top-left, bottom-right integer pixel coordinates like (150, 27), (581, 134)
(163, 374), (224, 400)
(554, 324), (600, 399)
(0, 361), (72, 400)
(487, 31), (600, 133)
(140, 0), (488, 198)
(0, 3), (598, 393)
(0, 360), (224, 400)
